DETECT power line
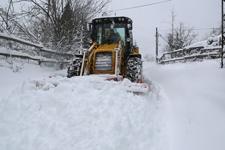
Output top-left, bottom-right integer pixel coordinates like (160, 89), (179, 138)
(192, 27), (220, 31)
(109, 0), (172, 12)
(159, 27), (220, 32)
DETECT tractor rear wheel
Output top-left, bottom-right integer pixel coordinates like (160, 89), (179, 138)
(125, 56), (142, 82)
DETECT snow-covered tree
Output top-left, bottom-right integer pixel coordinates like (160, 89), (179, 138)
(24, 0), (110, 53)
(165, 23), (197, 51)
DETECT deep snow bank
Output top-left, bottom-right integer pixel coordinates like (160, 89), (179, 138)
(0, 58), (56, 99)
(0, 60), (167, 150)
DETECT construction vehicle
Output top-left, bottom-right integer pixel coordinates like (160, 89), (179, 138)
(67, 16), (149, 93)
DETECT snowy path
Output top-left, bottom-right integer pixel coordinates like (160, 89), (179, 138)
(144, 60), (225, 150)
(0, 60), (167, 150)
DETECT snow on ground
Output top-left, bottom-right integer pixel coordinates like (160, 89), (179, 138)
(0, 59), (167, 150)
(144, 60), (225, 150)
(1, 57), (225, 150)
(0, 58), (56, 99)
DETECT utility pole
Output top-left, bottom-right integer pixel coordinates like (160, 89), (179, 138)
(221, 0), (224, 68)
(171, 10), (175, 50)
(156, 27), (159, 63)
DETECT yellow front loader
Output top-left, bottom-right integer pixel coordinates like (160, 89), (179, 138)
(67, 17), (149, 93)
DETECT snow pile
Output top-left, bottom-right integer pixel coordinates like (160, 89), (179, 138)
(0, 58), (56, 99)
(144, 60), (225, 150)
(0, 62), (167, 150)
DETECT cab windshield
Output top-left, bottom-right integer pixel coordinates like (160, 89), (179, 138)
(95, 23), (126, 44)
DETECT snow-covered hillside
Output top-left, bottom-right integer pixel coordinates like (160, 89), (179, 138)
(0, 58), (225, 150)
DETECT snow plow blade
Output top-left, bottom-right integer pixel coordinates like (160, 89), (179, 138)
(105, 75), (150, 94)
(121, 79), (150, 94)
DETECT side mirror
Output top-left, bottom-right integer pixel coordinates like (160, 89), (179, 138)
(127, 23), (132, 30)
(89, 39), (93, 44)
(87, 23), (92, 32)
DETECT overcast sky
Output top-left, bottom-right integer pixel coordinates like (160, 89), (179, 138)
(106, 0), (220, 56)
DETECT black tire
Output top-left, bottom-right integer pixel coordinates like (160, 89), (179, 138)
(125, 56), (142, 82)
(67, 58), (82, 78)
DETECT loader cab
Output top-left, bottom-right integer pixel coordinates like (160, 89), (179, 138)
(90, 17), (133, 48)
(68, 16), (143, 83)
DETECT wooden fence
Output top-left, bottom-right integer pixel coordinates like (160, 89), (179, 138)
(0, 33), (74, 67)
(158, 46), (222, 64)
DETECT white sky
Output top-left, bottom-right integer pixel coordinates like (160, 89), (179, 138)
(107, 0), (220, 56)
